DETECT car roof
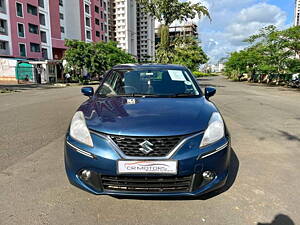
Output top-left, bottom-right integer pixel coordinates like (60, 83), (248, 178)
(112, 63), (188, 70)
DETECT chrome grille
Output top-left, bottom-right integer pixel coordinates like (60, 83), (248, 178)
(109, 135), (184, 157)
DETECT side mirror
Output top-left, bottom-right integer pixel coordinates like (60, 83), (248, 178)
(81, 87), (94, 97)
(205, 87), (216, 99)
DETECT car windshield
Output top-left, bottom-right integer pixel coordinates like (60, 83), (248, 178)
(97, 68), (201, 97)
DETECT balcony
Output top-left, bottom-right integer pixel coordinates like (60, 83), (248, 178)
(0, 40), (10, 56)
(0, 0), (6, 14)
(0, 19), (8, 35)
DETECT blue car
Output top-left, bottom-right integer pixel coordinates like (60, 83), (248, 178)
(65, 64), (231, 197)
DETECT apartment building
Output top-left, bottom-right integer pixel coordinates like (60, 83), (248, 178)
(136, 3), (155, 62)
(109, 0), (137, 56)
(0, 0), (155, 62)
(0, 0), (109, 60)
(2, 0), (44, 59)
(0, 0), (11, 56)
(295, 0), (300, 26)
(109, 0), (155, 62)
(155, 23), (199, 47)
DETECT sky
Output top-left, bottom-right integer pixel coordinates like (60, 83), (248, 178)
(194, 0), (295, 64)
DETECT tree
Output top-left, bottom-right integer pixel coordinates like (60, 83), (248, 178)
(224, 44), (267, 80)
(281, 26), (300, 56)
(155, 35), (208, 70)
(155, 25), (175, 64)
(137, 0), (210, 27)
(245, 25), (293, 74)
(63, 40), (87, 74)
(224, 50), (249, 79)
(281, 26), (300, 74)
(225, 25), (300, 84)
(137, 0), (210, 67)
(64, 40), (136, 80)
(172, 37), (208, 71)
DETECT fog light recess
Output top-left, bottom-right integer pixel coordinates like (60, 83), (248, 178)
(80, 170), (91, 181)
(202, 171), (215, 181)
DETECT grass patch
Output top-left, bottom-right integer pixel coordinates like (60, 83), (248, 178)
(0, 88), (16, 94)
(193, 71), (219, 78)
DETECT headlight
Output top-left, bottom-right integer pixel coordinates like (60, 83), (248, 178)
(200, 112), (224, 147)
(70, 111), (93, 147)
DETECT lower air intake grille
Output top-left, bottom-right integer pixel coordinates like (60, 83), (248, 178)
(101, 175), (193, 193)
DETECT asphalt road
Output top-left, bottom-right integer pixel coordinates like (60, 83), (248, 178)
(0, 76), (299, 225)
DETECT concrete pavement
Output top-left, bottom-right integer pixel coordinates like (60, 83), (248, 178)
(0, 76), (299, 225)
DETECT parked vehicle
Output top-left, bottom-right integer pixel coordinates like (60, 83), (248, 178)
(288, 73), (300, 88)
(64, 64), (231, 197)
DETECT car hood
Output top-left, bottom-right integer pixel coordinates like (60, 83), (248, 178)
(79, 96), (217, 136)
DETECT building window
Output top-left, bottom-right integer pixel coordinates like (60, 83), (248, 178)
(42, 48), (48, 59)
(17, 23), (25, 37)
(16, 2), (23, 17)
(0, 19), (7, 35)
(28, 23), (38, 34)
(40, 31), (47, 43)
(0, 0), (6, 13)
(100, 11), (103, 19)
(85, 17), (91, 27)
(101, 34), (104, 40)
(95, 18), (100, 25)
(30, 43), (40, 52)
(104, 2), (106, 10)
(104, 13), (107, 20)
(100, 23), (103, 31)
(39, 13), (46, 26)
(0, 40), (8, 50)
(59, 0), (63, 6)
(27, 4), (37, 16)
(95, 5), (99, 13)
(85, 4), (90, 14)
(19, 44), (26, 57)
(86, 30), (91, 40)
(59, 13), (64, 20)
(60, 26), (65, 33)
(96, 31), (100, 37)
(100, 0), (103, 7)
(38, 0), (44, 8)
(49, 64), (55, 74)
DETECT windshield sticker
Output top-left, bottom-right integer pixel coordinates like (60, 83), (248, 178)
(168, 70), (186, 81)
(126, 98), (136, 104)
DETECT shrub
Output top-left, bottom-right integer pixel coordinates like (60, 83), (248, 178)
(193, 71), (217, 77)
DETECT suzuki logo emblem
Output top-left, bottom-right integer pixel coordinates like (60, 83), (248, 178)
(139, 140), (154, 154)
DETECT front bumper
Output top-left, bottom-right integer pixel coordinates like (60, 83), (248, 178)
(64, 132), (231, 197)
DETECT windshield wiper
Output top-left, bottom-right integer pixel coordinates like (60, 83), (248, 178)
(126, 93), (199, 98)
(98, 93), (198, 98)
(135, 94), (166, 97)
(169, 93), (199, 98)
(116, 93), (166, 98)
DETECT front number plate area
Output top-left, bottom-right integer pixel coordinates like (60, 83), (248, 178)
(117, 160), (177, 174)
